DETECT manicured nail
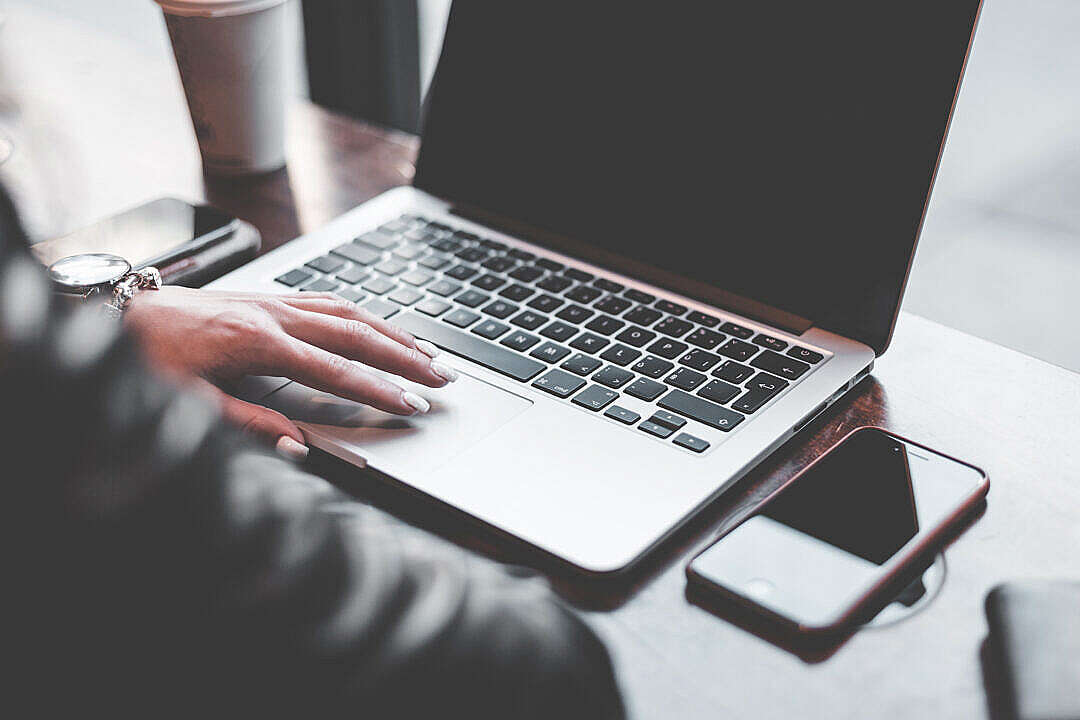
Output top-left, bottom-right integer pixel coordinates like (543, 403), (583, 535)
(416, 339), (440, 358)
(276, 435), (309, 461)
(402, 391), (431, 414)
(430, 361), (459, 383)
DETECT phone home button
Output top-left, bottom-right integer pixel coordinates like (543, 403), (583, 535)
(745, 578), (775, 599)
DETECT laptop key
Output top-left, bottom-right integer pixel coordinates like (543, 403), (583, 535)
(593, 278), (625, 293)
(530, 342), (571, 363)
(510, 265), (544, 283)
(686, 328), (725, 350)
(374, 258), (409, 276)
(647, 338), (689, 360)
(572, 384), (618, 411)
(625, 377), (666, 401)
(665, 367), (707, 391)
(431, 238), (462, 253)
(753, 333), (789, 352)
(418, 254), (452, 270)
(306, 254), (345, 274)
(336, 288), (366, 304)
(655, 300), (687, 316)
(275, 268), (312, 287)
(673, 433), (710, 453)
(698, 379), (741, 404)
(604, 405), (641, 425)
(561, 353), (603, 376)
(713, 360), (755, 384)
(594, 295), (632, 315)
(686, 311), (720, 328)
(510, 311), (547, 330)
(532, 369), (586, 398)
(331, 242), (381, 266)
(585, 315), (625, 336)
(480, 238), (508, 251)
(443, 309), (481, 327)
(720, 321), (755, 339)
(615, 326), (657, 348)
(535, 258), (565, 272)
(499, 284), (535, 302)
(592, 365), (634, 389)
(650, 410), (687, 431)
(455, 289), (490, 307)
(624, 288), (656, 304)
(508, 249), (536, 262)
(624, 306), (663, 326)
(361, 298), (399, 319)
(456, 247), (489, 263)
(445, 264), (479, 280)
(564, 268), (594, 283)
(356, 230), (398, 250)
(482, 256), (516, 273)
(658, 389), (745, 432)
(416, 298), (452, 316)
(540, 321), (578, 342)
(393, 243), (427, 261)
(302, 278), (340, 293)
(631, 355), (674, 378)
(427, 279), (462, 297)
(471, 274), (506, 291)
(750, 350), (811, 380)
(528, 294), (564, 312)
(566, 285), (602, 303)
(388, 287), (424, 306)
(537, 275), (573, 293)
(655, 316), (694, 338)
(472, 319), (511, 339)
(732, 389), (775, 414)
(639, 421), (675, 439)
(336, 265), (370, 285)
(679, 348), (722, 371)
(400, 269), (434, 286)
(745, 371), (789, 395)
(361, 276), (396, 295)
(569, 332), (609, 353)
(718, 339), (759, 361)
(500, 330), (541, 351)
(482, 300), (519, 319)
(600, 344), (641, 366)
(556, 304), (594, 324)
(787, 346), (824, 364)
(394, 313), (545, 382)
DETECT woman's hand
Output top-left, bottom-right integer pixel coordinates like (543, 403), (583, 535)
(124, 287), (458, 457)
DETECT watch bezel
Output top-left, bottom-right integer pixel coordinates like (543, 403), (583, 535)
(47, 253), (132, 295)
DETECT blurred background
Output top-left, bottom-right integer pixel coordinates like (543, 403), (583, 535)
(2, 0), (1078, 373)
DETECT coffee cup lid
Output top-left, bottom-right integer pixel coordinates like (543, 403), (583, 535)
(154, 0), (286, 18)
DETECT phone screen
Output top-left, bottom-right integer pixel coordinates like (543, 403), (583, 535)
(689, 429), (987, 629)
(32, 198), (236, 268)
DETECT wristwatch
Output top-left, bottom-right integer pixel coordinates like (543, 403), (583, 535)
(47, 252), (161, 318)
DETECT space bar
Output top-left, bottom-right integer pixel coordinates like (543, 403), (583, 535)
(394, 312), (546, 382)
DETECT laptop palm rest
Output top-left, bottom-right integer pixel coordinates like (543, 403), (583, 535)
(256, 371), (533, 476)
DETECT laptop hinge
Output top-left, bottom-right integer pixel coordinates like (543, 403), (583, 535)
(449, 203), (814, 336)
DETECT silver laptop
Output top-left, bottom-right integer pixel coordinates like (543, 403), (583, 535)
(208, 3), (982, 573)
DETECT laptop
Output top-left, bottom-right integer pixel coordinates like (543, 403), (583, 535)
(208, 3), (982, 573)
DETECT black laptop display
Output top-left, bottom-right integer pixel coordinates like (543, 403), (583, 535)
(417, 2), (981, 354)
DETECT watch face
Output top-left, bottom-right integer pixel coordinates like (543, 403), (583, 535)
(48, 253), (131, 291)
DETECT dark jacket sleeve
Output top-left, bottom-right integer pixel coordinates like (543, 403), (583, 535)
(0, 195), (623, 719)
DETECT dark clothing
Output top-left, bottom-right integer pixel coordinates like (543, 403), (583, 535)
(0, 193), (623, 718)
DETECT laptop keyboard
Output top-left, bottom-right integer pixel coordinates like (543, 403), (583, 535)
(274, 214), (829, 454)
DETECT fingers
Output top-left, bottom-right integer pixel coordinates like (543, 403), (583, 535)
(277, 293), (433, 355)
(261, 334), (433, 416)
(199, 380), (309, 460)
(277, 307), (456, 388)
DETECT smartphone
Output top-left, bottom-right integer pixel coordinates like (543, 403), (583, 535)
(686, 427), (988, 634)
(31, 198), (237, 269)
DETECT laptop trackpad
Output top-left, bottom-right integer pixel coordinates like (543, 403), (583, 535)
(258, 371), (532, 475)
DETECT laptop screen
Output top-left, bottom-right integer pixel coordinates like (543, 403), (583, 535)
(415, 2), (981, 354)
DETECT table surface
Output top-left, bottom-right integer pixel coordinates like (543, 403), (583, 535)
(6, 6), (1079, 718)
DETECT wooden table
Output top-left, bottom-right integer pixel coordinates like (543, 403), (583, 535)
(6, 5), (1078, 718)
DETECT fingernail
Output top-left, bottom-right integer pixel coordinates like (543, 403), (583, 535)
(402, 391), (431, 414)
(276, 435), (309, 461)
(430, 361), (459, 383)
(416, 339), (440, 358)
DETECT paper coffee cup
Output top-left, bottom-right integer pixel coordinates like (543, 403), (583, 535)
(156, 0), (289, 175)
